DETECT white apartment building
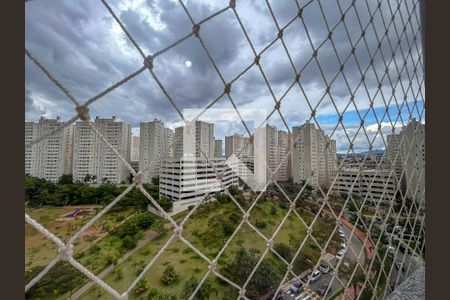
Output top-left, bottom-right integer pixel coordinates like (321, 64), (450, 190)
(214, 139), (223, 158)
(131, 136), (140, 162)
(292, 121), (337, 188)
(159, 157), (238, 212)
(72, 116), (131, 184)
(174, 121), (215, 158)
(387, 118), (425, 203)
(254, 125), (291, 190)
(225, 133), (253, 158)
(164, 127), (174, 157)
(139, 119), (173, 182)
(25, 117), (73, 182)
(332, 168), (397, 205)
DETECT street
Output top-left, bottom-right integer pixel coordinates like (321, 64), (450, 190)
(279, 224), (364, 300)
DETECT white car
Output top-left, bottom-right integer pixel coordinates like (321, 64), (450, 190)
(319, 262), (330, 273)
(340, 242), (347, 249)
(387, 244), (395, 252)
(336, 250), (345, 260)
(309, 270), (321, 283)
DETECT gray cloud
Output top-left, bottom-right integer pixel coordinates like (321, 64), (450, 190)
(25, 0), (423, 149)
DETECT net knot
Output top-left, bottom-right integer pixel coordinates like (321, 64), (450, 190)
(209, 260), (217, 272)
(58, 244), (73, 261)
(193, 24), (200, 38)
(76, 105), (90, 122)
(144, 55), (154, 70)
(132, 171), (143, 185)
(118, 292), (128, 300)
(229, 0), (236, 9)
(224, 83), (232, 94)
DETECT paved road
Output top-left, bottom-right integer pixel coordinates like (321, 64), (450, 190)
(279, 223), (364, 300)
(340, 225), (365, 264)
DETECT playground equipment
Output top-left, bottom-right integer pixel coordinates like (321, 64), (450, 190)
(64, 207), (84, 218)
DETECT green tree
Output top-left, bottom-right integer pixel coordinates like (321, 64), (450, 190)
(160, 264), (179, 285)
(157, 196), (173, 212)
(151, 176), (160, 186)
(58, 174), (73, 185)
(181, 276), (213, 300)
(134, 278), (149, 295)
(270, 205), (277, 215)
(228, 185), (239, 196)
(273, 243), (292, 262)
(83, 174), (92, 183)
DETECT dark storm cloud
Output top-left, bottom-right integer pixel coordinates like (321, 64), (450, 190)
(25, 0), (423, 149)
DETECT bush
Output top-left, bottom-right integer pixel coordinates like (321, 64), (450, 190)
(134, 278), (149, 295)
(160, 264), (179, 285)
(255, 220), (267, 229)
(122, 235), (138, 249)
(273, 243), (292, 262)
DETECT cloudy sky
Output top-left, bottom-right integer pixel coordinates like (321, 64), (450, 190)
(25, 0), (424, 152)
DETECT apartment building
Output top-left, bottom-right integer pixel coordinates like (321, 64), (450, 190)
(254, 125), (291, 190)
(174, 121), (215, 158)
(159, 157), (238, 211)
(25, 117), (73, 182)
(292, 121), (337, 188)
(332, 168), (397, 205)
(139, 119), (174, 182)
(131, 136), (140, 162)
(214, 139), (223, 158)
(387, 118), (425, 203)
(72, 116), (131, 184)
(225, 133), (253, 158)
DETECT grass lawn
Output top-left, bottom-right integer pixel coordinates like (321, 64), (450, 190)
(25, 205), (136, 272)
(77, 198), (341, 300)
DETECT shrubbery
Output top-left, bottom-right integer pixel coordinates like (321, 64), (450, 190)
(25, 175), (173, 211)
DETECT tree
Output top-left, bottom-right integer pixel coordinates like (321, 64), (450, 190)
(270, 205), (277, 215)
(146, 288), (177, 300)
(58, 174), (73, 185)
(122, 235), (138, 249)
(160, 264), (179, 285)
(151, 176), (160, 186)
(255, 220), (267, 229)
(83, 174), (92, 183)
(181, 276), (213, 300)
(133, 278), (149, 295)
(157, 196), (173, 212)
(128, 173), (134, 184)
(228, 185), (239, 196)
(273, 243), (292, 262)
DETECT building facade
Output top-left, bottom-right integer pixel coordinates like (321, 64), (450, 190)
(387, 118), (425, 203)
(214, 139), (223, 158)
(174, 121), (215, 158)
(225, 133), (253, 158)
(25, 117), (73, 182)
(292, 121), (337, 188)
(131, 136), (140, 162)
(159, 157), (238, 212)
(139, 120), (173, 182)
(72, 117), (131, 184)
(332, 168), (397, 205)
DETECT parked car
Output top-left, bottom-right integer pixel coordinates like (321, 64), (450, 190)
(309, 270), (321, 283)
(387, 244), (395, 253)
(340, 242), (347, 249)
(399, 244), (406, 254)
(319, 262), (330, 273)
(336, 250), (345, 260)
(290, 281), (304, 294)
(317, 283), (329, 296)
